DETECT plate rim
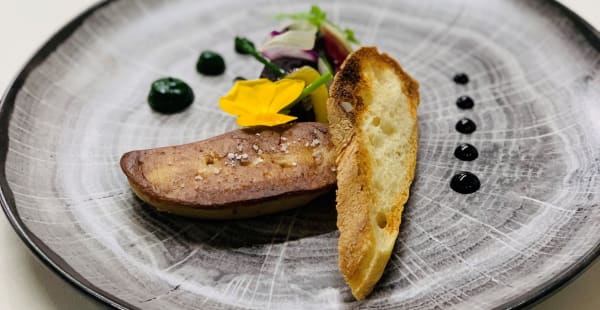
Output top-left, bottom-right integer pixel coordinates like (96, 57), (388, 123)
(0, 0), (598, 309)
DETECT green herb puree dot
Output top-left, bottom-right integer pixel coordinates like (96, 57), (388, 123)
(147, 77), (194, 113)
(196, 51), (226, 75)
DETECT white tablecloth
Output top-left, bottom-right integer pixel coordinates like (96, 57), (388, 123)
(0, 0), (598, 309)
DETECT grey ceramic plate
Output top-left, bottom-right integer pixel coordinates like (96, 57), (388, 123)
(1, 0), (599, 309)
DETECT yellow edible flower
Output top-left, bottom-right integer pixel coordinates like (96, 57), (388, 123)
(219, 78), (305, 127)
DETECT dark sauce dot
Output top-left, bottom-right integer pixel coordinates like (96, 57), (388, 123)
(450, 172), (480, 194)
(455, 118), (477, 134)
(196, 51), (226, 76)
(147, 77), (194, 114)
(234, 76), (247, 82)
(456, 95), (474, 109)
(454, 143), (478, 161)
(453, 73), (469, 85)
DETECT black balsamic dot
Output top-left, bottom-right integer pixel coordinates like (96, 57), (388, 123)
(454, 143), (479, 161)
(450, 171), (480, 194)
(456, 95), (474, 109)
(453, 73), (469, 85)
(455, 118), (477, 134)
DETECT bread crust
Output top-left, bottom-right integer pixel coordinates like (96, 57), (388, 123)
(120, 122), (336, 219)
(327, 47), (419, 299)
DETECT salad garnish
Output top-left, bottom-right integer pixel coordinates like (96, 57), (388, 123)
(276, 5), (360, 45)
(217, 5), (359, 127)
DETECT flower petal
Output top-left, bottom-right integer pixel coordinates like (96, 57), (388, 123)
(219, 79), (276, 116)
(269, 79), (305, 113)
(236, 113), (297, 127)
(219, 98), (253, 116)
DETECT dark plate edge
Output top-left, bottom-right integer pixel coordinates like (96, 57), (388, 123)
(499, 2), (600, 309)
(0, 0), (134, 309)
(550, 0), (600, 52)
(0, 1), (597, 310)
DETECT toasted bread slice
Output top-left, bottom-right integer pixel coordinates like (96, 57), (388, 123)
(327, 47), (419, 299)
(120, 122), (336, 219)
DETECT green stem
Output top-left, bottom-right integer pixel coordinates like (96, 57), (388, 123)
(282, 72), (333, 111)
(235, 37), (286, 77)
(297, 72), (332, 101)
(250, 50), (286, 78)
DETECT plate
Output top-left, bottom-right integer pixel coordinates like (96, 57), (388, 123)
(1, 0), (599, 309)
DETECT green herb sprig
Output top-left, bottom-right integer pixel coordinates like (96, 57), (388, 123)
(275, 5), (327, 27)
(276, 5), (360, 45)
(235, 36), (286, 77)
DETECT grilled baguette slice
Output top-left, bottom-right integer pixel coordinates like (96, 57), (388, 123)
(120, 122), (336, 220)
(327, 47), (419, 299)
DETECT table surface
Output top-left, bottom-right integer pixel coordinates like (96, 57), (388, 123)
(1, 0), (599, 309)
